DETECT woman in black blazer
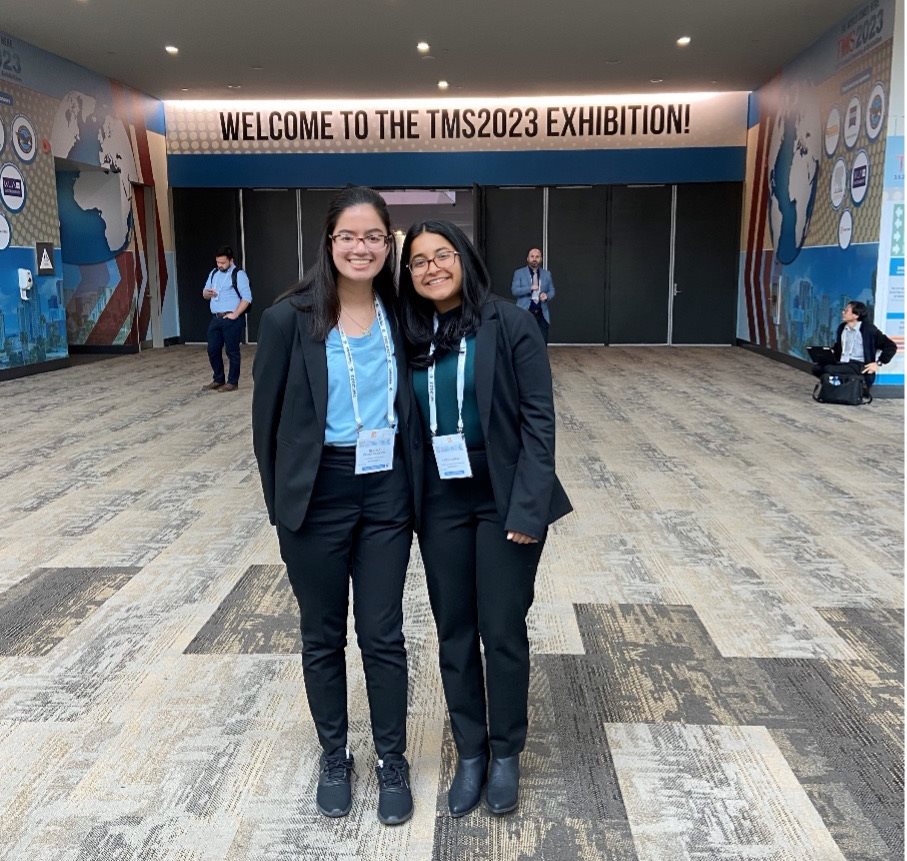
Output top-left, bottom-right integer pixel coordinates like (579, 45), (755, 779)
(399, 220), (572, 818)
(252, 186), (416, 826)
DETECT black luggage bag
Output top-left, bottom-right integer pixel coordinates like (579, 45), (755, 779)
(812, 372), (872, 405)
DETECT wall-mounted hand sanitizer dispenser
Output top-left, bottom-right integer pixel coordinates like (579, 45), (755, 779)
(18, 268), (33, 301)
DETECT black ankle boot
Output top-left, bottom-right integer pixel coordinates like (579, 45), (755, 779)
(448, 752), (488, 817)
(485, 754), (520, 815)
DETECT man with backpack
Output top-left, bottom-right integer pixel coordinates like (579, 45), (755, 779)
(201, 245), (252, 392)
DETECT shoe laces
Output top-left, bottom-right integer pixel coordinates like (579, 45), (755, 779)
(321, 751), (353, 784)
(377, 758), (409, 790)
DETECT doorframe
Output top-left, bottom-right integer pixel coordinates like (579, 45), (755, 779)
(666, 184), (678, 345)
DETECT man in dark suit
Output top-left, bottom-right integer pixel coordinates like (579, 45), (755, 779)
(811, 301), (897, 392)
(510, 248), (555, 344)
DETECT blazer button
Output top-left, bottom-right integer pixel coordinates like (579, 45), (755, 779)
(414, 439), (421, 449)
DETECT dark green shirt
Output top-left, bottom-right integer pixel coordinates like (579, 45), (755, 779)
(413, 334), (483, 448)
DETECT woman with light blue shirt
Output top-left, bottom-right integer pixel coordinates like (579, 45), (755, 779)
(252, 186), (418, 826)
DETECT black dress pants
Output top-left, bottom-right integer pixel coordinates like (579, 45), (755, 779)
(419, 450), (544, 758)
(207, 315), (244, 385)
(276, 445), (412, 757)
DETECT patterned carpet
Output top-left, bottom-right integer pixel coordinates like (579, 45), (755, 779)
(0, 344), (902, 861)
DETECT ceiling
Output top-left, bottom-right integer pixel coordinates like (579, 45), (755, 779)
(3, 0), (867, 101)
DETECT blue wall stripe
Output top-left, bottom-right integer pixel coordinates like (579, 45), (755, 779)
(747, 92), (760, 129)
(146, 101), (166, 136)
(167, 147), (746, 188)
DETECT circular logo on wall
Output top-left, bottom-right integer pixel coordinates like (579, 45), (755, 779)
(830, 157), (847, 209)
(824, 106), (841, 156)
(12, 115), (36, 163)
(850, 149), (870, 206)
(843, 96), (862, 149)
(0, 162), (26, 211)
(865, 82), (886, 141)
(0, 212), (10, 251)
(838, 209), (853, 250)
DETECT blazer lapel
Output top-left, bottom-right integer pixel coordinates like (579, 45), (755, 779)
(298, 312), (327, 431)
(475, 308), (497, 440)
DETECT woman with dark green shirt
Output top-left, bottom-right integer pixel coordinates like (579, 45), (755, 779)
(399, 220), (572, 818)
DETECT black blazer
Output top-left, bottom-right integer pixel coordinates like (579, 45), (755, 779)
(833, 320), (897, 366)
(413, 297), (572, 539)
(252, 293), (417, 531)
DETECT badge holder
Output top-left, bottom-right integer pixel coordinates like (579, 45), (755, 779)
(428, 329), (472, 480)
(338, 297), (398, 476)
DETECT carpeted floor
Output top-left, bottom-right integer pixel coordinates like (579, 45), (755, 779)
(0, 344), (902, 860)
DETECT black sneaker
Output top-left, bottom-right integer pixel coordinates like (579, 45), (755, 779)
(316, 748), (354, 817)
(375, 754), (413, 825)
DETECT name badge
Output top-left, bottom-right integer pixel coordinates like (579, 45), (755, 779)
(355, 427), (395, 475)
(431, 433), (473, 480)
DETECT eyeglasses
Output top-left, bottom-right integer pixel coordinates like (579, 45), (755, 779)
(330, 232), (390, 249)
(407, 249), (459, 274)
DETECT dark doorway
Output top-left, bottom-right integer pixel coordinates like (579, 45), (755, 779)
(173, 188), (241, 343)
(242, 189), (299, 342)
(547, 187), (607, 343)
(607, 185), (673, 344)
(481, 188), (544, 300)
(671, 183), (743, 344)
(299, 189), (340, 273)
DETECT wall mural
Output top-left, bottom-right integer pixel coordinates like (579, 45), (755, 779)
(737, 0), (901, 385)
(0, 32), (176, 372)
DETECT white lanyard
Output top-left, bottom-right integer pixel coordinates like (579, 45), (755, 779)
(427, 316), (467, 437)
(336, 296), (396, 431)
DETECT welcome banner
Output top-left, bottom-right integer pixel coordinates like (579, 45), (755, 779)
(166, 92), (748, 155)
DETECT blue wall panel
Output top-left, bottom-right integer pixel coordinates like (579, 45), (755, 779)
(167, 147), (746, 188)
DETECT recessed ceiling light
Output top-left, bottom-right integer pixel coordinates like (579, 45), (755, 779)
(180, 88), (189, 92)
(417, 41), (430, 54)
(676, 36), (691, 47)
(650, 78), (664, 83)
(165, 45), (179, 55)
(227, 84), (242, 89)
(250, 65), (263, 71)
(437, 80), (449, 90)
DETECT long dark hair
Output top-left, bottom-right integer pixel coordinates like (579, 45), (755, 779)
(277, 186), (398, 341)
(399, 220), (490, 368)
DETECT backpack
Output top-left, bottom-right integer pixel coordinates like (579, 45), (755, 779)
(208, 266), (249, 313)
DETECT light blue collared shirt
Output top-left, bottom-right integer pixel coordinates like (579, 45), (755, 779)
(324, 299), (398, 446)
(841, 321), (863, 363)
(206, 265), (252, 314)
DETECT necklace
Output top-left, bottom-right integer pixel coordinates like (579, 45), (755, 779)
(340, 306), (375, 337)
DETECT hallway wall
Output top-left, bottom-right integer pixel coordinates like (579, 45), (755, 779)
(736, 0), (902, 389)
(0, 32), (178, 377)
